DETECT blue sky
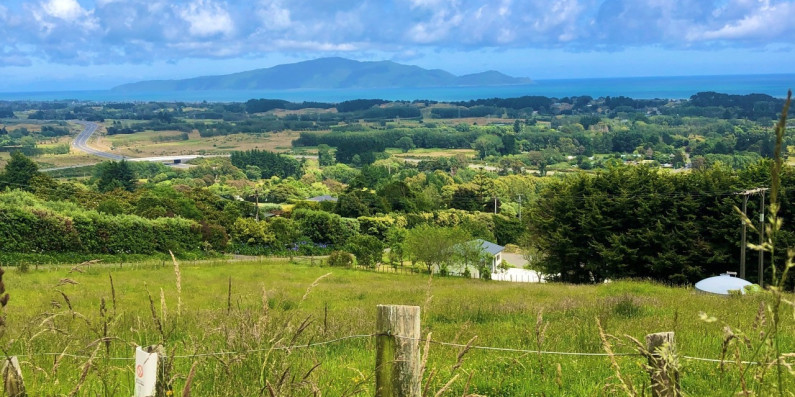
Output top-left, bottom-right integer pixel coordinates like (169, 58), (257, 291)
(1, 0), (795, 91)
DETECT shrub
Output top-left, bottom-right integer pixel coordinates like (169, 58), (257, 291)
(346, 234), (384, 268)
(327, 251), (354, 267)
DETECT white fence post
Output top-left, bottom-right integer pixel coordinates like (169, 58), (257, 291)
(134, 345), (167, 397)
(2, 356), (25, 397)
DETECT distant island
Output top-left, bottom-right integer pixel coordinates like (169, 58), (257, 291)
(112, 57), (532, 92)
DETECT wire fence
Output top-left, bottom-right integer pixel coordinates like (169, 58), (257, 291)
(6, 332), (784, 366)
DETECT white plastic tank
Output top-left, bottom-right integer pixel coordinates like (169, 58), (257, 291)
(694, 273), (753, 295)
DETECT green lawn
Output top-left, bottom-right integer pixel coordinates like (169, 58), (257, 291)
(4, 259), (793, 395)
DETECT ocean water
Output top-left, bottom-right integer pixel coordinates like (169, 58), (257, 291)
(0, 74), (793, 103)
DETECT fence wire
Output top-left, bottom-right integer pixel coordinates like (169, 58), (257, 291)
(7, 333), (786, 366)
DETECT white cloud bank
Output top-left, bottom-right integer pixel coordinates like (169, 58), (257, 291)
(1, 0), (793, 65)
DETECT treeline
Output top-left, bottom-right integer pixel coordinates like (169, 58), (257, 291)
(680, 92), (786, 119)
(0, 124), (71, 156)
(294, 114), (783, 167)
(5, 91), (790, 124)
(245, 99), (335, 113)
(0, 190), (201, 255)
(529, 162), (795, 285)
(229, 149), (303, 179)
(295, 127), (483, 150)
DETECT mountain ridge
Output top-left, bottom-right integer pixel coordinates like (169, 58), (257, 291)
(112, 57), (532, 92)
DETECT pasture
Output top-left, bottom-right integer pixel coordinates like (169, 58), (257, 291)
(3, 258), (792, 395)
(99, 130), (300, 158)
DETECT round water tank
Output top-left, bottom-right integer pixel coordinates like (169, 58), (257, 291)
(694, 273), (753, 295)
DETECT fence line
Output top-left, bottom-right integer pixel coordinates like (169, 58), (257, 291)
(681, 355), (764, 365)
(392, 335), (639, 357)
(5, 332), (783, 365)
(10, 334), (376, 361)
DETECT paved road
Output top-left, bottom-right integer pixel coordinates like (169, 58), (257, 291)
(71, 121), (128, 160)
(43, 121), (228, 172)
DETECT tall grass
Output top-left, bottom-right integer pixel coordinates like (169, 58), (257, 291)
(1, 258), (793, 395)
(724, 90), (793, 396)
(594, 91), (794, 396)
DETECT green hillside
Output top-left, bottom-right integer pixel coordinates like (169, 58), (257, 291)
(112, 57), (531, 91)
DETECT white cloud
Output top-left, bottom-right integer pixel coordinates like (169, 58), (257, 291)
(407, 7), (463, 43)
(694, 1), (795, 41)
(257, 0), (291, 30)
(34, 0), (98, 31)
(3, 0), (795, 67)
(407, 0), (456, 10)
(532, 0), (583, 33)
(95, 0), (122, 6)
(178, 0), (234, 37)
(41, 0), (86, 21)
(272, 39), (359, 52)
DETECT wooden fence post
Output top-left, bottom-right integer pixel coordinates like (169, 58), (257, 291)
(376, 305), (421, 397)
(645, 332), (680, 397)
(2, 356), (26, 397)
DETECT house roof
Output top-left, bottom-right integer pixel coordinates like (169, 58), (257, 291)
(471, 239), (504, 255)
(307, 195), (338, 202)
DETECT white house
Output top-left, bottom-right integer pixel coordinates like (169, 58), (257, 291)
(447, 239), (505, 277)
(472, 239), (505, 274)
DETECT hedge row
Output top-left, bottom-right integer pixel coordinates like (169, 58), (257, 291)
(0, 198), (201, 255)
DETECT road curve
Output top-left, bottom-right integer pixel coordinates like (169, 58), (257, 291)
(64, 121), (228, 166)
(42, 120), (296, 173)
(71, 121), (128, 161)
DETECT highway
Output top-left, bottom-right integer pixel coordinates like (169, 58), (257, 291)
(71, 121), (128, 160)
(43, 121), (228, 172)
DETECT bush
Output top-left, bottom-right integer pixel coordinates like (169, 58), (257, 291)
(327, 251), (354, 267)
(346, 234), (384, 268)
(0, 190), (202, 255)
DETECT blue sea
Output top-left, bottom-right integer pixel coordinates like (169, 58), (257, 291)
(0, 74), (793, 103)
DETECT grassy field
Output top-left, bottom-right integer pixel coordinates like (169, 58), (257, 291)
(3, 258), (793, 396)
(390, 148), (477, 159)
(99, 130), (300, 158)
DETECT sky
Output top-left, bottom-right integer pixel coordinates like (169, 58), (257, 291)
(1, 0), (795, 91)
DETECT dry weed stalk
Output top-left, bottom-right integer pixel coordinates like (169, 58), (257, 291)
(100, 298), (110, 355)
(418, 328), (475, 397)
(726, 90), (793, 396)
(596, 317), (637, 396)
(50, 343), (72, 382)
(0, 267), (9, 331)
(626, 334), (681, 397)
(461, 371), (474, 396)
(253, 287), (270, 340)
(227, 276), (232, 314)
(182, 360), (199, 397)
(108, 273), (116, 317)
(423, 274), (434, 325)
(170, 251), (182, 317)
(301, 273), (331, 303)
(160, 288), (169, 327)
(451, 336), (476, 372)
(68, 343), (101, 397)
(534, 309), (549, 374)
(420, 332), (432, 378)
(433, 374), (459, 397)
(57, 290), (74, 318)
(422, 367), (438, 397)
(69, 259), (100, 274)
(145, 284), (165, 342)
(555, 363), (563, 391)
(56, 278), (78, 287)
